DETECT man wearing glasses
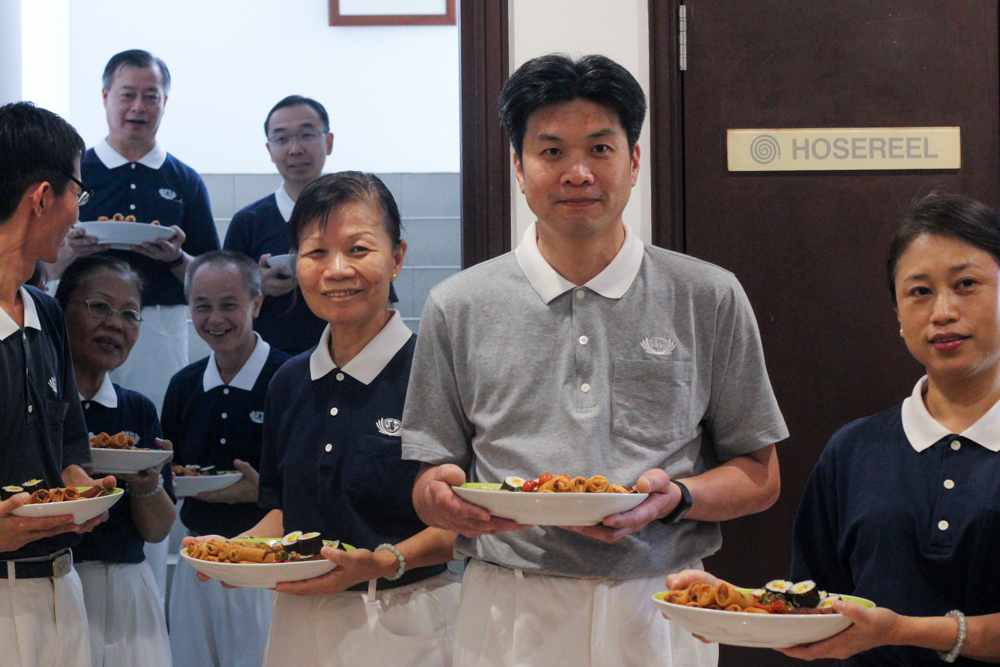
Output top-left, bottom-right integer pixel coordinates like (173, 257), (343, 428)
(0, 101), (118, 667)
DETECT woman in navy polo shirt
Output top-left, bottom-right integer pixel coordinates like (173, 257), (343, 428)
(55, 255), (176, 667)
(186, 172), (459, 666)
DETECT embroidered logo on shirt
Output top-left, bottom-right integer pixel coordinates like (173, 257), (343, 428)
(159, 188), (177, 200)
(48, 376), (57, 393)
(249, 411), (264, 424)
(376, 418), (402, 437)
(640, 337), (676, 356)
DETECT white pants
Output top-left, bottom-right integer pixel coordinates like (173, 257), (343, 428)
(264, 570), (460, 667)
(143, 540), (169, 606)
(168, 557), (272, 667)
(454, 560), (718, 667)
(0, 567), (91, 667)
(76, 561), (171, 667)
(110, 304), (188, 414)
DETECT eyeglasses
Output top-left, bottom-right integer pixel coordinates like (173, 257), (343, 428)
(70, 299), (143, 329)
(55, 166), (93, 206)
(268, 130), (323, 149)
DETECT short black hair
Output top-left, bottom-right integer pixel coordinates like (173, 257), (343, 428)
(498, 53), (647, 160)
(288, 171), (402, 252)
(184, 250), (262, 302)
(55, 255), (145, 309)
(887, 192), (1000, 305)
(0, 102), (86, 225)
(102, 49), (171, 93)
(264, 95), (330, 137)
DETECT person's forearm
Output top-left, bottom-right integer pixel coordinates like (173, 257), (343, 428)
(131, 491), (176, 543)
(169, 251), (193, 284)
(894, 613), (1000, 663)
(682, 444), (780, 522)
(62, 464), (97, 487)
(237, 509), (284, 539)
(395, 527), (457, 572)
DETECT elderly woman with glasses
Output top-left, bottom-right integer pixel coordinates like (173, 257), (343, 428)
(54, 254), (176, 667)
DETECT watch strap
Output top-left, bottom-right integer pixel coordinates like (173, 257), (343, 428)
(660, 480), (692, 524)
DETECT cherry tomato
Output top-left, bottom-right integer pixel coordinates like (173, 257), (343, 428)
(538, 473), (553, 485)
(522, 480), (539, 492)
(559, 474), (570, 480)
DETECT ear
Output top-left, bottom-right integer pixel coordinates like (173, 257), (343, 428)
(102, 88), (110, 108)
(392, 239), (407, 277)
(325, 132), (334, 156)
(630, 143), (641, 187)
(28, 181), (53, 217)
(251, 293), (264, 318)
(513, 151), (526, 194)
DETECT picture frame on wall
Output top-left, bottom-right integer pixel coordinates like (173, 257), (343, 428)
(329, 0), (456, 26)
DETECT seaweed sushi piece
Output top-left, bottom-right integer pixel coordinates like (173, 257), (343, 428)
(789, 580), (821, 609)
(764, 579), (792, 594)
(1, 485), (23, 501)
(21, 479), (45, 494)
(280, 531), (302, 550)
(500, 476), (524, 492)
(295, 532), (323, 557)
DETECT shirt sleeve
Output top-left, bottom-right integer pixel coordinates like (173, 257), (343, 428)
(257, 377), (283, 511)
(179, 173), (220, 257)
(57, 312), (91, 469)
(704, 277), (789, 460)
(400, 294), (475, 469)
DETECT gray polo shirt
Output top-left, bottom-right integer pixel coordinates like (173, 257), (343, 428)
(402, 222), (788, 579)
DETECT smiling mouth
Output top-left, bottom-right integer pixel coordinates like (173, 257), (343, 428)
(323, 289), (362, 298)
(204, 328), (232, 338)
(94, 337), (122, 351)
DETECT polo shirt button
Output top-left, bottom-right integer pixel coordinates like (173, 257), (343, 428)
(130, 164), (136, 169)
(575, 290), (585, 300)
(938, 520), (949, 531)
(581, 383), (591, 393)
(223, 388), (230, 395)
(579, 335), (589, 345)
(330, 408), (339, 416)
(129, 204), (136, 210)
(943, 479), (955, 489)
(220, 438), (226, 444)
(325, 444), (332, 453)
(27, 405), (32, 413)
(85, 403), (90, 410)
(130, 184), (136, 189)
(336, 373), (345, 381)
(221, 413), (227, 419)
(950, 440), (961, 451)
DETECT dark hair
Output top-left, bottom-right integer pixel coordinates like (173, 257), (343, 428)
(102, 49), (171, 93)
(184, 250), (262, 302)
(887, 193), (1000, 304)
(264, 95), (330, 137)
(55, 255), (145, 309)
(0, 102), (86, 224)
(498, 53), (647, 160)
(288, 172), (402, 252)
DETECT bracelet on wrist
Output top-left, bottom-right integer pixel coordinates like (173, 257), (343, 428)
(162, 254), (185, 270)
(127, 476), (164, 499)
(938, 610), (967, 663)
(374, 543), (406, 581)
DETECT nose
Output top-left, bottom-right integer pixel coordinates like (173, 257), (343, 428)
(562, 159), (595, 187)
(323, 252), (355, 280)
(931, 291), (959, 325)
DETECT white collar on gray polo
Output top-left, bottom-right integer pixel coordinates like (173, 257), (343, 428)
(901, 376), (1000, 452)
(0, 287), (42, 341)
(94, 138), (167, 170)
(309, 310), (411, 385)
(514, 221), (645, 304)
(79, 373), (117, 408)
(203, 332), (271, 392)
(275, 185), (295, 223)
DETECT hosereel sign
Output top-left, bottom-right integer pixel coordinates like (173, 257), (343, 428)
(727, 127), (960, 171)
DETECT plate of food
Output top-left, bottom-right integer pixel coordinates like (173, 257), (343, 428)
(653, 579), (875, 648)
(78, 216), (174, 250)
(172, 465), (243, 497)
(452, 474), (648, 526)
(180, 533), (354, 588)
(266, 253), (296, 276)
(6, 482), (124, 524)
(88, 432), (172, 474)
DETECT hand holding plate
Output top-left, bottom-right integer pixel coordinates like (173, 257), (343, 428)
(564, 469), (680, 543)
(195, 459), (258, 504)
(273, 545), (397, 596)
(259, 254), (297, 297)
(0, 492), (79, 551)
(131, 225), (184, 261)
(777, 601), (899, 660)
(414, 463), (529, 537)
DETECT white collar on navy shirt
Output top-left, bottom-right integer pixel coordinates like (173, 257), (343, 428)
(203, 332), (271, 392)
(310, 310), (411, 385)
(79, 373), (117, 408)
(514, 221), (644, 304)
(0, 286), (41, 341)
(94, 138), (167, 170)
(901, 376), (1000, 452)
(275, 185), (295, 223)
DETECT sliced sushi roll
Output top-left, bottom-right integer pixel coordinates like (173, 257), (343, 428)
(750, 588), (765, 597)
(295, 532), (324, 557)
(789, 580), (821, 609)
(500, 476), (525, 492)
(199, 465), (217, 476)
(280, 531), (302, 550)
(1, 485), (23, 501)
(21, 479), (45, 494)
(764, 579), (792, 595)
(819, 595), (841, 609)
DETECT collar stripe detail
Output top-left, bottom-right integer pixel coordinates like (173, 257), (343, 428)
(901, 376), (1000, 452)
(309, 311), (412, 385)
(94, 138), (167, 170)
(203, 333), (271, 392)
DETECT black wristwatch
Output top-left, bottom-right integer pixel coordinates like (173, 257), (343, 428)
(163, 254), (185, 270)
(660, 481), (692, 524)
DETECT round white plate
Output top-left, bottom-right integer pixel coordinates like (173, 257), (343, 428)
(453, 483), (647, 526)
(266, 253), (295, 276)
(12, 488), (124, 524)
(652, 590), (875, 648)
(89, 448), (173, 475)
(173, 472), (243, 498)
(78, 221), (175, 250)
(180, 537), (352, 588)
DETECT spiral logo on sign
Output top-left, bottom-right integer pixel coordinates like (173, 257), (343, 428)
(750, 135), (781, 164)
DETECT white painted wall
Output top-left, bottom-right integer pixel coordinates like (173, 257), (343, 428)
(50, 0), (460, 174)
(509, 0), (652, 245)
(0, 0), (22, 106)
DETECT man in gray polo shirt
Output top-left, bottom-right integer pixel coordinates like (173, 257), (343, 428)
(403, 54), (788, 667)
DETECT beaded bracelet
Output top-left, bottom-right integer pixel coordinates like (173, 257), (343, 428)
(375, 543), (406, 581)
(938, 609), (967, 663)
(127, 476), (164, 499)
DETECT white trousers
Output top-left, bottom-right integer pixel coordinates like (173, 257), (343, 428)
(264, 570), (460, 667)
(143, 540), (169, 607)
(76, 561), (171, 667)
(0, 567), (91, 667)
(454, 560), (719, 667)
(168, 557), (273, 667)
(110, 304), (188, 415)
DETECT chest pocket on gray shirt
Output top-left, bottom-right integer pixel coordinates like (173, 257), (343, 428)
(612, 360), (693, 446)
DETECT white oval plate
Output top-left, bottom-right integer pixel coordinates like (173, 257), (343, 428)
(173, 472), (243, 498)
(652, 590), (875, 648)
(266, 253), (295, 276)
(453, 483), (647, 526)
(180, 537), (353, 588)
(12, 488), (124, 524)
(89, 448), (172, 475)
(78, 221), (175, 250)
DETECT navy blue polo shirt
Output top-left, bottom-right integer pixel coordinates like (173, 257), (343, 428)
(79, 140), (220, 306)
(162, 336), (289, 537)
(74, 377), (176, 563)
(791, 379), (1000, 667)
(223, 191), (326, 355)
(0, 287), (91, 560)
(258, 312), (444, 588)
